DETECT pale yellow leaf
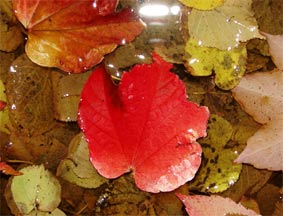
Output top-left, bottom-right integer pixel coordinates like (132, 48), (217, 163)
(187, 0), (264, 50)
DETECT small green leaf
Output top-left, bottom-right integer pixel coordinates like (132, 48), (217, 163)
(9, 165), (61, 215)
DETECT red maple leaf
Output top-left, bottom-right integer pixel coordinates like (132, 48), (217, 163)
(12, 0), (144, 73)
(78, 53), (209, 192)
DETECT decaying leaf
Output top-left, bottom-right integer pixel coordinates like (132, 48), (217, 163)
(260, 32), (283, 70)
(27, 208), (66, 216)
(57, 133), (108, 188)
(177, 194), (260, 216)
(12, 0), (145, 73)
(51, 70), (92, 122)
(252, 0), (283, 35)
(189, 114), (242, 193)
(179, 0), (225, 10)
(0, 0), (23, 52)
(78, 53), (209, 193)
(95, 175), (181, 216)
(256, 184), (281, 215)
(221, 165), (272, 202)
(187, 0), (263, 50)
(6, 54), (55, 136)
(232, 70), (283, 171)
(185, 38), (247, 90)
(4, 164), (62, 215)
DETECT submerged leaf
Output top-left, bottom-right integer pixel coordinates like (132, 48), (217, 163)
(0, 0), (23, 51)
(177, 194), (260, 216)
(12, 0), (145, 73)
(187, 0), (263, 50)
(6, 54), (55, 136)
(51, 70), (92, 121)
(232, 70), (283, 171)
(56, 133), (108, 188)
(185, 38), (247, 90)
(189, 114), (242, 193)
(78, 53), (209, 193)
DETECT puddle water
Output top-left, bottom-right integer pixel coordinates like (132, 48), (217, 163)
(0, 0), (282, 215)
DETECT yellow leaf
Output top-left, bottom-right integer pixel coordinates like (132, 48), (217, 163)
(187, 0), (264, 50)
(0, 79), (11, 134)
(179, 0), (225, 10)
(185, 38), (247, 90)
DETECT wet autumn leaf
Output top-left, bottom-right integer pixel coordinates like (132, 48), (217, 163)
(177, 194), (260, 216)
(232, 70), (283, 171)
(186, 0), (263, 50)
(12, 0), (145, 73)
(6, 54), (55, 136)
(189, 114), (242, 193)
(185, 38), (247, 90)
(78, 53), (209, 193)
(0, 0), (23, 52)
(0, 161), (22, 176)
(56, 133), (108, 188)
(179, 0), (225, 10)
(5, 165), (62, 215)
(0, 79), (11, 134)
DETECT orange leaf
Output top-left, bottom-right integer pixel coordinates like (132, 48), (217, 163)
(0, 162), (22, 176)
(12, 0), (145, 73)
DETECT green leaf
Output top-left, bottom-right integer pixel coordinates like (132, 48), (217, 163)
(0, 79), (11, 134)
(8, 165), (61, 215)
(189, 114), (242, 193)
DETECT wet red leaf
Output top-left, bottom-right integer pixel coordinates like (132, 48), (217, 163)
(0, 162), (22, 176)
(0, 100), (6, 111)
(12, 0), (145, 73)
(78, 53), (209, 192)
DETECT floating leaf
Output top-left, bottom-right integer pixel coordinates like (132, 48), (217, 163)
(56, 133), (108, 188)
(78, 53), (209, 193)
(232, 70), (283, 171)
(187, 0), (263, 50)
(189, 114), (242, 193)
(177, 194), (260, 216)
(5, 165), (61, 215)
(179, 0), (225, 10)
(185, 38), (247, 90)
(12, 0), (145, 73)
